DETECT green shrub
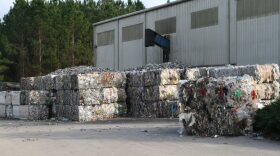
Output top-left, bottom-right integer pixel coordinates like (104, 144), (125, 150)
(254, 100), (280, 137)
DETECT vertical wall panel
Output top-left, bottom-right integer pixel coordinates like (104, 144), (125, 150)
(94, 21), (118, 70)
(186, 0), (229, 66)
(119, 14), (145, 70)
(236, 0), (279, 65)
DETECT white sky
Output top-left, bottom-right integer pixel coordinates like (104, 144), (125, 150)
(0, 0), (176, 20)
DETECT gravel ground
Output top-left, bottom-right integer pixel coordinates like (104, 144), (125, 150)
(0, 118), (279, 156)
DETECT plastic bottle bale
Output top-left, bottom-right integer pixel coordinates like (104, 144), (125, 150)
(20, 77), (35, 90)
(42, 75), (56, 90)
(63, 90), (72, 105)
(156, 101), (180, 118)
(255, 82), (280, 100)
(71, 90), (79, 106)
(54, 75), (64, 90)
(71, 73), (102, 89)
(94, 103), (127, 119)
(100, 88), (127, 104)
(208, 66), (241, 78)
(144, 85), (179, 102)
(185, 68), (208, 80)
(127, 87), (144, 101)
(20, 90), (50, 105)
(62, 75), (72, 90)
(77, 105), (94, 122)
(0, 91), (6, 104)
(55, 90), (64, 105)
(28, 105), (49, 120)
(33, 76), (43, 90)
(101, 72), (126, 88)
(143, 69), (180, 86)
(61, 105), (79, 121)
(126, 71), (144, 87)
(78, 89), (101, 106)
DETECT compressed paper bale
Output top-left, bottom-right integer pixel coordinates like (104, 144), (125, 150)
(143, 69), (180, 86)
(6, 105), (13, 118)
(144, 85), (179, 102)
(12, 105), (29, 119)
(21, 90), (49, 105)
(0, 91), (6, 104)
(100, 88), (127, 104)
(79, 89), (101, 105)
(101, 72), (126, 88)
(5, 92), (12, 105)
(126, 71), (144, 87)
(42, 75), (56, 90)
(0, 105), (6, 118)
(28, 105), (49, 120)
(11, 91), (21, 105)
(255, 64), (280, 83)
(255, 82), (280, 100)
(20, 77), (35, 90)
(33, 76), (43, 90)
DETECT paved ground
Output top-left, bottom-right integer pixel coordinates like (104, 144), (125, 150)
(0, 118), (279, 156)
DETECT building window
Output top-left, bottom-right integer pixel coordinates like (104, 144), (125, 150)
(155, 17), (176, 34)
(191, 7), (219, 29)
(97, 30), (114, 46)
(237, 0), (279, 21)
(122, 23), (143, 42)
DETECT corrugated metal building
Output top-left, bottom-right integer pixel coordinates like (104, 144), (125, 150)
(93, 0), (280, 70)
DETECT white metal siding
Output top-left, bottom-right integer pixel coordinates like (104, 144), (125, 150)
(235, 0), (280, 65)
(94, 21), (118, 70)
(118, 14), (145, 70)
(94, 0), (280, 68)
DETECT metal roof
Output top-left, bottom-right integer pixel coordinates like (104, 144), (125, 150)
(93, 0), (193, 26)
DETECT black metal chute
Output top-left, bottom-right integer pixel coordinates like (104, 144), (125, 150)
(145, 29), (171, 62)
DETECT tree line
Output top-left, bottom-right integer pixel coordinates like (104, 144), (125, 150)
(0, 0), (145, 82)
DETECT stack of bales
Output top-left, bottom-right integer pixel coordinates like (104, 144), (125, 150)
(53, 72), (127, 122)
(179, 64), (280, 136)
(127, 69), (181, 118)
(12, 77), (50, 120)
(0, 91), (22, 119)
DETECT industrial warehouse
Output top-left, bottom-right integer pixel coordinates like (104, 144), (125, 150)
(94, 0), (280, 70)
(1, 0), (280, 155)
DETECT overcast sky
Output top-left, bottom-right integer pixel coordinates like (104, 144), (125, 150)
(0, 0), (176, 20)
